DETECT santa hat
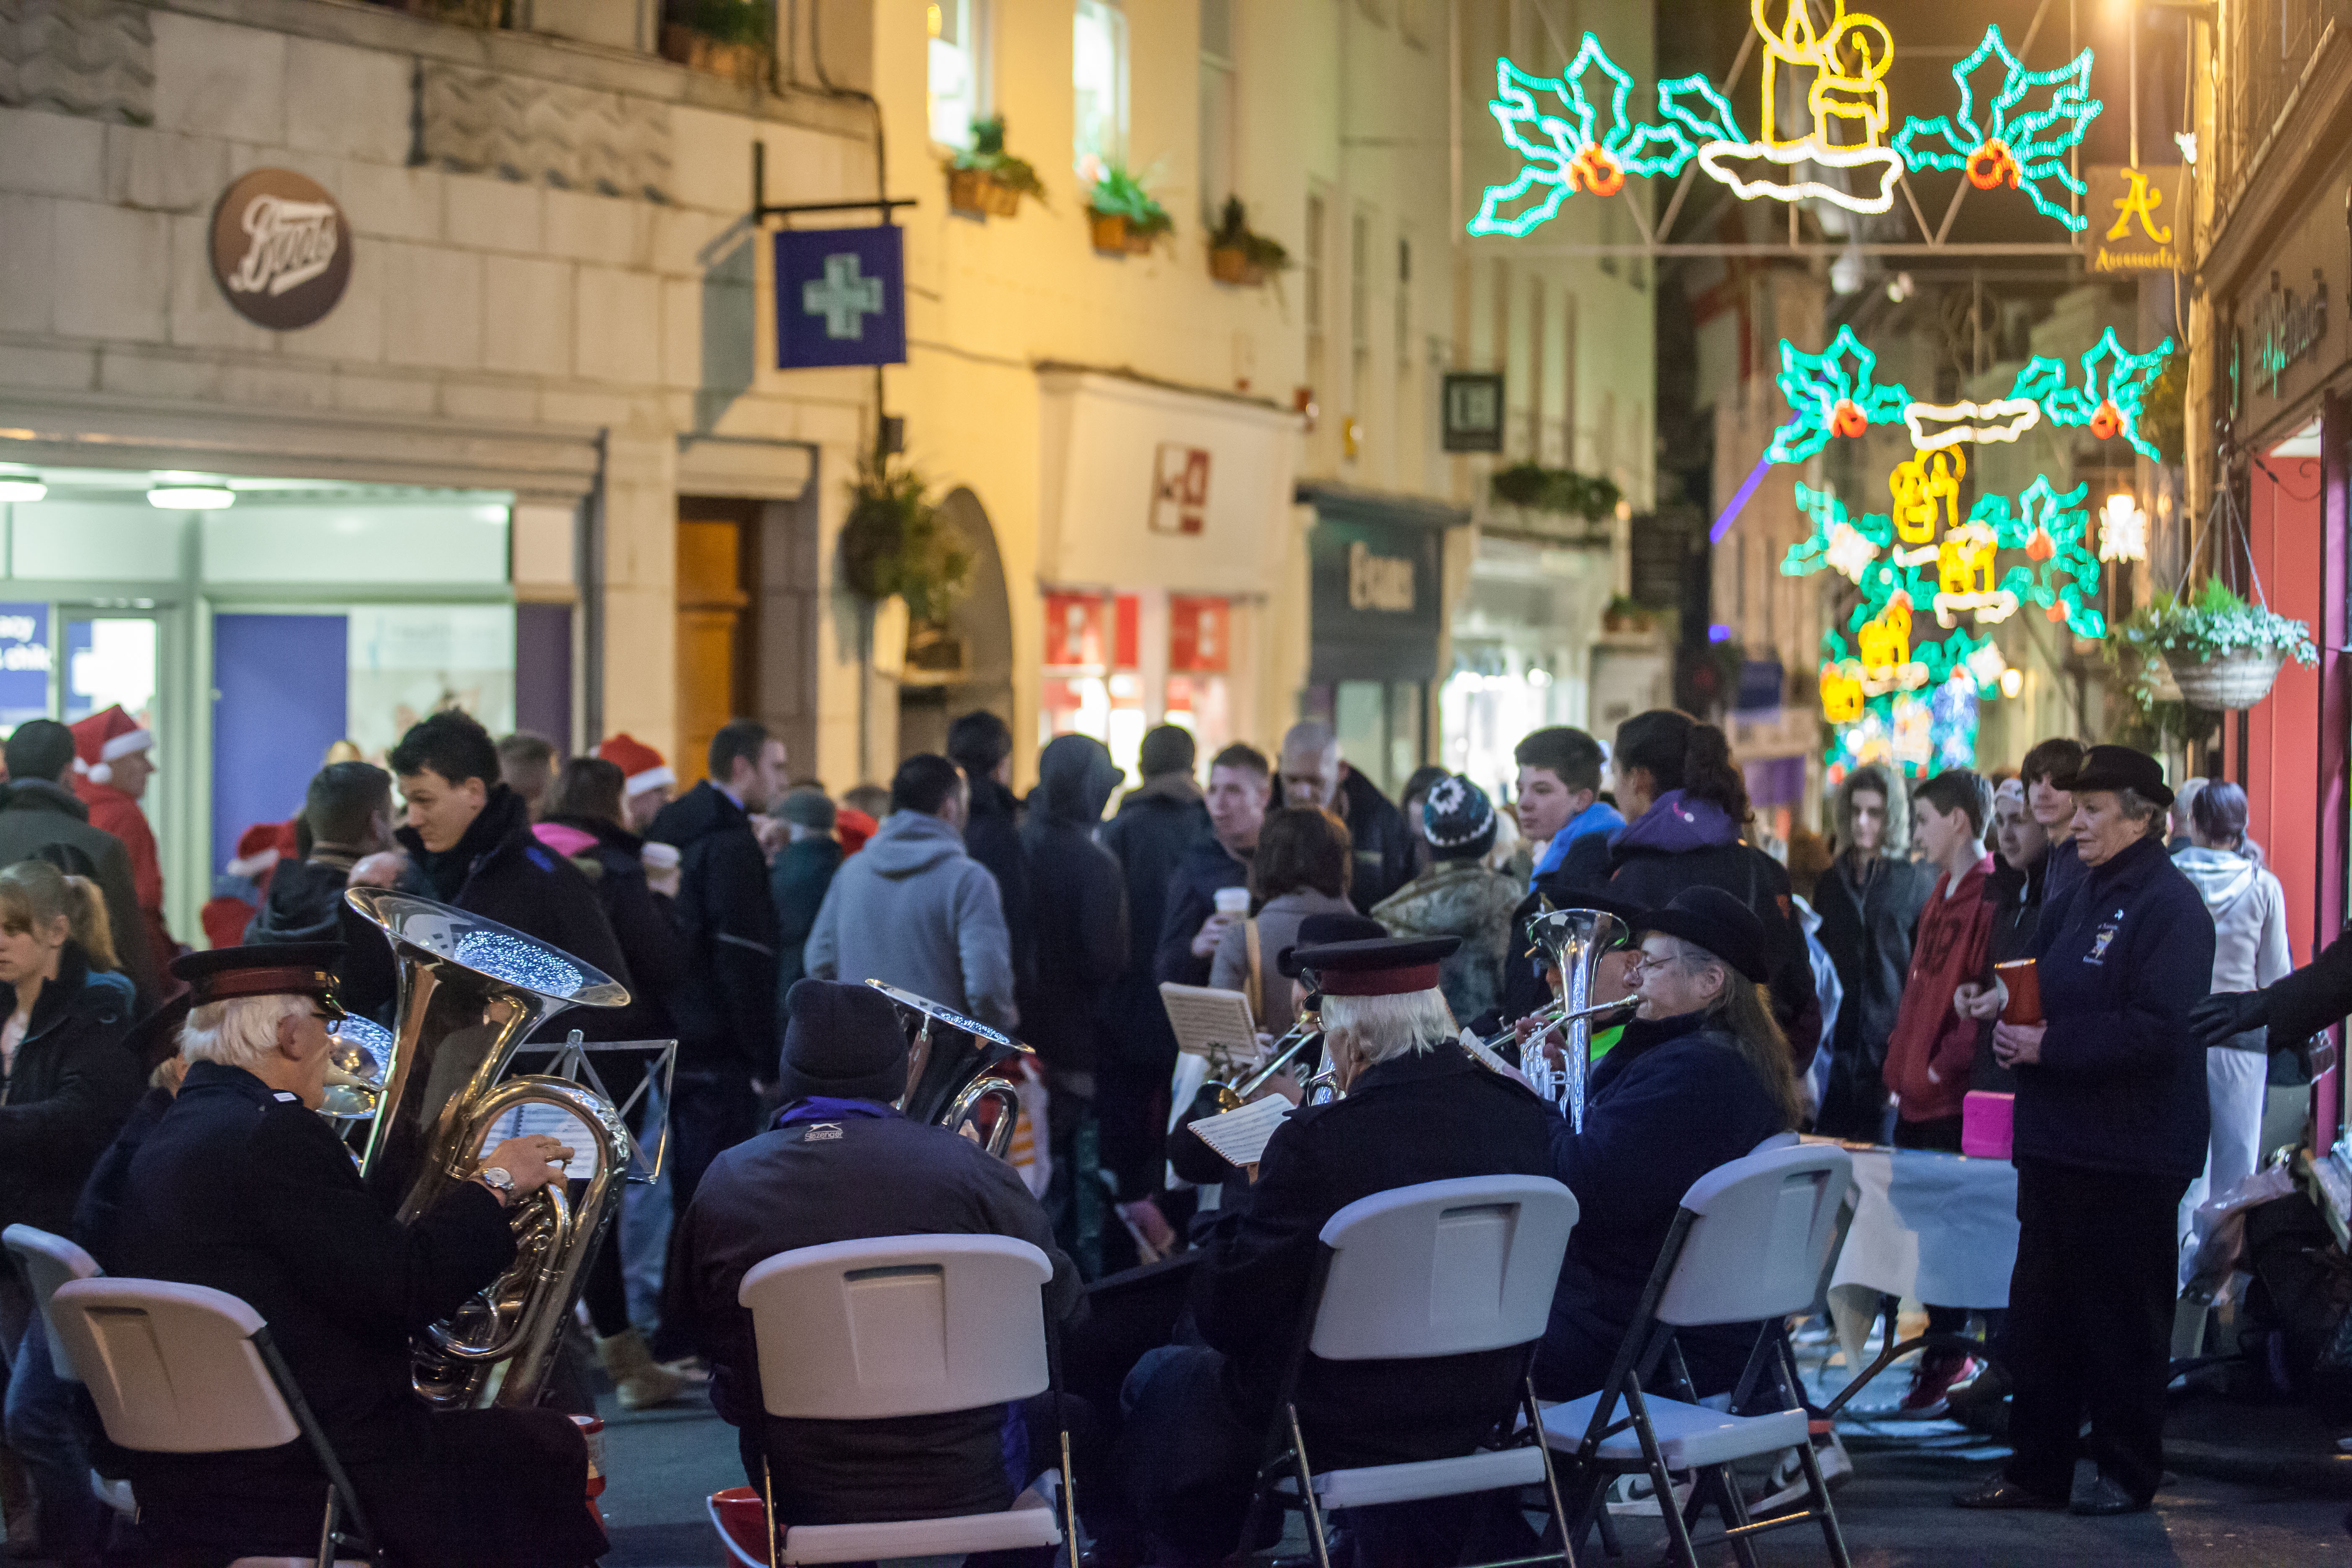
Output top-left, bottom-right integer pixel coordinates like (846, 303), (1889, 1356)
(597, 733), (674, 798)
(70, 705), (152, 786)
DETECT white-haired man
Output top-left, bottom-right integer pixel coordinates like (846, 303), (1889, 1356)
(83, 943), (609, 1568)
(1115, 933), (1557, 1567)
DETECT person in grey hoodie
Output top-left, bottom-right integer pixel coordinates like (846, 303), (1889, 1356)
(2170, 779), (2290, 1284)
(802, 753), (1017, 1032)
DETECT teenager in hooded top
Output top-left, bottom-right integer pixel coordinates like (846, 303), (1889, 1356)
(1563, 710), (1822, 1074)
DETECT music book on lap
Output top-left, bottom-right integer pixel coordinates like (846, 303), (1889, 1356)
(1188, 1094), (1293, 1168)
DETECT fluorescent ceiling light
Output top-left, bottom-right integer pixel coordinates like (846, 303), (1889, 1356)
(147, 485), (236, 510)
(0, 473), (44, 503)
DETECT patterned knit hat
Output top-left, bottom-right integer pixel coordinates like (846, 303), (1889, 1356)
(70, 705), (152, 786)
(596, 733), (673, 799)
(1420, 774), (1496, 854)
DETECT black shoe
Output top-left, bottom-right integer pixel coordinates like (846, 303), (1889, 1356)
(1953, 1478), (2066, 1510)
(2071, 1475), (2151, 1516)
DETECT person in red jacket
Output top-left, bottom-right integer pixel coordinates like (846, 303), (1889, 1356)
(1881, 766), (1999, 1416)
(69, 705), (178, 977)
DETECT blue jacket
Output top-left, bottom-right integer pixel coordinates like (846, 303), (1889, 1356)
(2017, 832), (2214, 1180)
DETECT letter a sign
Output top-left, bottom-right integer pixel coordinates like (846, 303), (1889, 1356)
(774, 225), (907, 369)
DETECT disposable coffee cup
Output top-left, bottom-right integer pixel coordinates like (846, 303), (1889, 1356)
(1994, 959), (2041, 1025)
(1213, 887), (1250, 918)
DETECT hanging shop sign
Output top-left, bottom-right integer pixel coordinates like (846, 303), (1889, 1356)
(210, 169), (352, 330)
(2085, 165), (2184, 273)
(774, 226), (907, 369)
(1470, 9), (2098, 235)
(1441, 372), (1507, 452)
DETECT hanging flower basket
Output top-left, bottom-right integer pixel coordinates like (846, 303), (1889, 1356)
(1090, 212), (1130, 253)
(942, 116), (1046, 221)
(2162, 648), (2287, 710)
(2117, 580), (2318, 713)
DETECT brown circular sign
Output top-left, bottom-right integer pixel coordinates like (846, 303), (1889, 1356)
(209, 168), (352, 330)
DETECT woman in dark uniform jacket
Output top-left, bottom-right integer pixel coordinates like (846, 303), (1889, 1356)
(1960, 747), (2213, 1518)
(1535, 887), (1801, 1401)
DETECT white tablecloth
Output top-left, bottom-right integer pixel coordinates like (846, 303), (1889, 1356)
(1821, 1144), (2019, 1370)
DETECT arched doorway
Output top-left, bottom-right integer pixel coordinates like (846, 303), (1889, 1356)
(896, 486), (1013, 761)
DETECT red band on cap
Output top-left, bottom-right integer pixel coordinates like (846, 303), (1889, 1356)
(1317, 963), (1442, 997)
(195, 970), (336, 1005)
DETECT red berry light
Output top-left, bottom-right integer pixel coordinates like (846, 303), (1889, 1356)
(1570, 146), (1626, 198)
(2089, 400), (2120, 441)
(1966, 140), (2021, 191)
(1831, 399), (1869, 438)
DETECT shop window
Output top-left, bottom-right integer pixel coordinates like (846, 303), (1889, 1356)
(10, 504), (183, 582)
(1041, 591), (1144, 777)
(201, 501), (509, 585)
(1332, 679), (1423, 799)
(1166, 595), (1234, 760)
(1073, 0), (1128, 170)
(928, 0), (990, 149)
(1198, 0), (1236, 224)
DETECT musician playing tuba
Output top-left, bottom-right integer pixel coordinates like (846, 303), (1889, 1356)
(670, 979), (1078, 1530)
(81, 943), (608, 1568)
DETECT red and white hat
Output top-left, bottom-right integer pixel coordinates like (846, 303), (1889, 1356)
(596, 733), (674, 798)
(70, 704), (153, 786)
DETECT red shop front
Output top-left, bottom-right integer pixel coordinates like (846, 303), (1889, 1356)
(2209, 155), (2352, 1201)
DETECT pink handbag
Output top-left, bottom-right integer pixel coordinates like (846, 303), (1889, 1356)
(1960, 1091), (2014, 1159)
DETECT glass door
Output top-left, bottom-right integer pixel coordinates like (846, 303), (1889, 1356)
(61, 611), (175, 949)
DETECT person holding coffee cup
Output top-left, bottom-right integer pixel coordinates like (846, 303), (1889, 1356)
(1955, 745), (2213, 1519)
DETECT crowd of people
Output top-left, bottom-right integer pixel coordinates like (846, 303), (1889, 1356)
(0, 693), (2311, 1563)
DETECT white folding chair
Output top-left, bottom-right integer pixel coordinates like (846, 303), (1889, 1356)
(3, 1225), (101, 1382)
(47, 1278), (375, 1568)
(1235, 1174), (1581, 1568)
(1540, 1144), (1854, 1568)
(704, 1233), (1079, 1568)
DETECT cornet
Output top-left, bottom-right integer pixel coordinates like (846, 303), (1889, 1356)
(1205, 1010), (1322, 1112)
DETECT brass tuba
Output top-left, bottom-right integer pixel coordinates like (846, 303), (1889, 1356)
(1524, 907), (1632, 1130)
(343, 887), (633, 1410)
(863, 980), (1031, 1157)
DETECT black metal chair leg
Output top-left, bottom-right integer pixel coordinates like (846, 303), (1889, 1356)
(1288, 1406), (1333, 1568)
(1793, 1422), (1854, 1568)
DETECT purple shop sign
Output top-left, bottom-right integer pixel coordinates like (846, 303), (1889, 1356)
(0, 604), (52, 728)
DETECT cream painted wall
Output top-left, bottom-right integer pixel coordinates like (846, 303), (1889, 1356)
(865, 0), (1486, 784)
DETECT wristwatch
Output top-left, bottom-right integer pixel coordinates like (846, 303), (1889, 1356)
(475, 1166), (516, 1202)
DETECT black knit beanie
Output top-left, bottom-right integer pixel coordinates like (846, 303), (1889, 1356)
(778, 979), (910, 1105)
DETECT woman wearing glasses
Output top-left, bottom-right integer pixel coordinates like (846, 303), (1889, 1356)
(1532, 886), (1804, 1402)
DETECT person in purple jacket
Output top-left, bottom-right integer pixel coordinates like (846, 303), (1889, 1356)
(1957, 746), (2213, 1519)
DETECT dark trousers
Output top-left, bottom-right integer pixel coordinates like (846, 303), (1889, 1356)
(651, 1069), (760, 1360)
(2004, 1158), (2187, 1504)
(6, 1317), (107, 1564)
(1094, 1052), (1175, 1202)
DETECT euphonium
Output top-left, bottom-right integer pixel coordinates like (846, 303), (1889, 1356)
(1524, 907), (1630, 1130)
(343, 887), (632, 1411)
(864, 980), (1032, 1157)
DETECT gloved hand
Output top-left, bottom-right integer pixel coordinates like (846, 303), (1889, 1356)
(2190, 990), (2269, 1050)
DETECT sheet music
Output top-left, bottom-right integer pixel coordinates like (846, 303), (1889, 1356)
(1188, 1094), (1293, 1168)
(1158, 983), (1260, 1065)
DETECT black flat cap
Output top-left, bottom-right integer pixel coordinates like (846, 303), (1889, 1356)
(1638, 887), (1769, 984)
(2067, 744), (2174, 808)
(1277, 912), (1389, 977)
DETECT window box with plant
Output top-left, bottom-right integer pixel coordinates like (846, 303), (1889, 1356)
(945, 116), (1047, 219)
(1206, 198), (1289, 286)
(661, 0), (771, 85)
(1082, 157), (1172, 256)
(2115, 578), (2318, 711)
